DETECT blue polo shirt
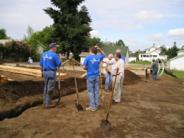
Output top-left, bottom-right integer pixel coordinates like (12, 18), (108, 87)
(121, 56), (125, 61)
(83, 53), (105, 79)
(40, 50), (61, 71)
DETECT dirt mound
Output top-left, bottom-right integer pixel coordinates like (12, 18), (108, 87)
(124, 69), (141, 85)
(0, 78), (86, 101)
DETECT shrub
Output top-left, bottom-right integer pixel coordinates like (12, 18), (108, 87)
(0, 40), (36, 62)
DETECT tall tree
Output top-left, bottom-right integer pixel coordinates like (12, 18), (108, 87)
(0, 28), (8, 39)
(116, 39), (125, 47)
(27, 26), (54, 53)
(167, 45), (179, 59)
(44, 0), (91, 59)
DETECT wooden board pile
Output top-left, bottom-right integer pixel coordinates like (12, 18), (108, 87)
(0, 65), (66, 77)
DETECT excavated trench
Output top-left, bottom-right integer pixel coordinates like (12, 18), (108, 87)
(0, 69), (141, 121)
(0, 77), (86, 121)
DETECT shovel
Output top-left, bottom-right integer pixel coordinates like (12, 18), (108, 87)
(99, 72), (104, 101)
(100, 69), (119, 131)
(56, 68), (62, 106)
(72, 62), (84, 111)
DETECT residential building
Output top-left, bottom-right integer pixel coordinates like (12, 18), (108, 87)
(168, 46), (184, 71)
(139, 44), (167, 62)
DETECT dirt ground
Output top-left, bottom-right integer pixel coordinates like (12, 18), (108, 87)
(0, 75), (184, 138)
(0, 69), (140, 121)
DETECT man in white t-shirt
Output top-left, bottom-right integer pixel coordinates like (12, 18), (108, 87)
(102, 54), (115, 92)
(112, 52), (125, 103)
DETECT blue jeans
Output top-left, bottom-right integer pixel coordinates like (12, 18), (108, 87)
(152, 74), (157, 80)
(43, 71), (56, 106)
(152, 70), (158, 80)
(87, 76), (99, 108)
(105, 73), (112, 91)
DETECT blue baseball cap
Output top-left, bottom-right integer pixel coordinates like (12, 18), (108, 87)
(49, 43), (59, 49)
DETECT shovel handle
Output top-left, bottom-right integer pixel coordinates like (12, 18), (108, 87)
(58, 68), (61, 90)
(105, 68), (119, 120)
(72, 60), (80, 104)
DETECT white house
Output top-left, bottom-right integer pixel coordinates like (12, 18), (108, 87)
(79, 52), (90, 64)
(168, 47), (184, 71)
(0, 39), (12, 45)
(128, 57), (137, 62)
(139, 45), (167, 62)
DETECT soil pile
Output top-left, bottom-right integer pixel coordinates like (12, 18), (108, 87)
(124, 69), (141, 85)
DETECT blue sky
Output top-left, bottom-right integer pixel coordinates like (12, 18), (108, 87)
(0, 0), (184, 51)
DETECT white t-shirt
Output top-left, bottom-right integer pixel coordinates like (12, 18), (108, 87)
(111, 59), (125, 77)
(101, 58), (115, 75)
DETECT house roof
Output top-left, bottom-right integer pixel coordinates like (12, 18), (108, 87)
(169, 54), (184, 61)
(178, 50), (184, 54)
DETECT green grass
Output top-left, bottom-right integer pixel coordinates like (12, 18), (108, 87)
(172, 70), (184, 79)
(130, 60), (151, 65)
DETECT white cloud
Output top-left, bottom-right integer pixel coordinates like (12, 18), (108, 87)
(167, 28), (184, 38)
(136, 10), (163, 21)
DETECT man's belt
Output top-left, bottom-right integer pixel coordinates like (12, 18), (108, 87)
(43, 69), (56, 71)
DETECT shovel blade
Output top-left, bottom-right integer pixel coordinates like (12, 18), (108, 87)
(75, 103), (84, 111)
(100, 119), (111, 131)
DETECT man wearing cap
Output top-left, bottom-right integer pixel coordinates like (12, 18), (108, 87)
(40, 43), (62, 108)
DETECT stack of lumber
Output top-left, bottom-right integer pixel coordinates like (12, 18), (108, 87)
(0, 65), (66, 77)
(0, 75), (8, 84)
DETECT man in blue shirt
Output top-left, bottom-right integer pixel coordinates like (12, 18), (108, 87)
(83, 46), (105, 111)
(40, 43), (62, 108)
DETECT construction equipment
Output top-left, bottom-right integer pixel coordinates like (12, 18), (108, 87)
(100, 69), (119, 131)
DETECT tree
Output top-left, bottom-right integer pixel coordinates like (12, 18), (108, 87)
(167, 45), (179, 59)
(44, 0), (92, 59)
(27, 26), (54, 54)
(0, 28), (8, 39)
(160, 46), (167, 55)
(24, 26), (34, 41)
(86, 37), (103, 50)
(116, 39), (125, 47)
(160, 42), (179, 59)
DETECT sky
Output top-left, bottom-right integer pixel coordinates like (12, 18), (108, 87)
(0, 0), (184, 51)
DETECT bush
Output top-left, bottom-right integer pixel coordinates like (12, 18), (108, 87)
(0, 40), (36, 62)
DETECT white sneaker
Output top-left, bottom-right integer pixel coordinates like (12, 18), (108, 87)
(86, 107), (97, 112)
(91, 108), (97, 112)
(86, 106), (93, 111)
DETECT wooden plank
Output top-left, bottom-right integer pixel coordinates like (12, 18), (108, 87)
(0, 65), (66, 77)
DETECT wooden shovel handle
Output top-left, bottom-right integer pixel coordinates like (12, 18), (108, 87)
(105, 68), (119, 120)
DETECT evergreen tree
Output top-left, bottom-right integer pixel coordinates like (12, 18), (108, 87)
(0, 28), (8, 39)
(116, 39), (125, 47)
(45, 0), (91, 59)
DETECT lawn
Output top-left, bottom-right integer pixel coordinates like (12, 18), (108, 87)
(173, 70), (184, 79)
(130, 61), (151, 65)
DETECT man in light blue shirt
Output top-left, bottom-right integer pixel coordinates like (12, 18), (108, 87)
(83, 46), (105, 111)
(40, 43), (61, 108)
